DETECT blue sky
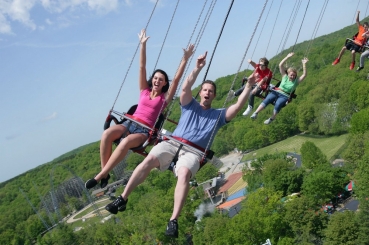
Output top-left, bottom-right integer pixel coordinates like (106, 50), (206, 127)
(0, 0), (366, 182)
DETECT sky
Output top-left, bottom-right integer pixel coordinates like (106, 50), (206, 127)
(0, 0), (367, 183)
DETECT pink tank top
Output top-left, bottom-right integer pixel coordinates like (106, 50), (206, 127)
(132, 88), (167, 128)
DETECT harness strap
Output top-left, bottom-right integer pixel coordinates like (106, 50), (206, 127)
(274, 87), (291, 95)
(167, 144), (183, 172)
(163, 136), (212, 171)
(171, 136), (207, 153)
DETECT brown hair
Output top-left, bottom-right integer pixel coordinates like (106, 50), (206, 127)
(201, 80), (217, 95)
(259, 57), (269, 66)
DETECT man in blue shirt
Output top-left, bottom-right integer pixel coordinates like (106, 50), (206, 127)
(105, 51), (258, 238)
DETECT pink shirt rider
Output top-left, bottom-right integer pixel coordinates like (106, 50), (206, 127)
(132, 88), (167, 128)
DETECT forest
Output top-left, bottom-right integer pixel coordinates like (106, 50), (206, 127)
(1, 17), (369, 245)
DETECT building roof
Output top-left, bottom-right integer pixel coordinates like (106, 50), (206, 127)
(226, 188), (247, 202)
(217, 196), (245, 210)
(217, 171), (243, 195)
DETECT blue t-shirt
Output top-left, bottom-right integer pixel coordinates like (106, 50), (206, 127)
(172, 98), (227, 149)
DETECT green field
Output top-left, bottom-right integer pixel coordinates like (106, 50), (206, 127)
(241, 134), (348, 162)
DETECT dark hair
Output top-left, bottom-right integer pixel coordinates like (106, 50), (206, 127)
(147, 69), (170, 93)
(364, 22), (369, 27)
(201, 80), (217, 95)
(260, 57), (269, 66)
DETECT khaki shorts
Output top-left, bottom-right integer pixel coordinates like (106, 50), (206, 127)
(149, 140), (203, 178)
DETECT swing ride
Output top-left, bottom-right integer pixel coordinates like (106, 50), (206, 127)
(100, 0), (232, 174)
(98, 0), (321, 179)
(18, 0), (369, 243)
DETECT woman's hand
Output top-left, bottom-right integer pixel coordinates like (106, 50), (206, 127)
(286, 52), (294, 58)
(138, 29), (150, 44)
(183, 44), (195, 60)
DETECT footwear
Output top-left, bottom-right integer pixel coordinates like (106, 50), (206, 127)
(105, 196), (128, 214)
(242, 105), (253, 116)
(356, 66), (364, 72)
(226, 90), (235, 101)
(350, 62), (355, 70)
(100, 174), (110, 188)
(165, 219), (178, 238)
(332, 58), (340, 65)
(250, 112), (258, 119)
(264, 118), (274, 125)
(85, 178), (98, 189)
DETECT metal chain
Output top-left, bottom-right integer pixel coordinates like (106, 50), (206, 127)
(110, 0), (159, 110)
(203, 0), (269, 159)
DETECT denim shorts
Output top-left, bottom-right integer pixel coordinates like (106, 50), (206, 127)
(122, 120), (150, 137)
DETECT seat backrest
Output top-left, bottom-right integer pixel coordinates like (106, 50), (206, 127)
(126, 104), (138, 115)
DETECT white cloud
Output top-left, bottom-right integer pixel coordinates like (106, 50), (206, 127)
(87, 0), (118, 13)
(0, 13), (12, 34)
(0, 0), (36, 34)
(0, 0), (120, 35)
(42, 112), (57, 122)
(8, 0), (37, 29)
(40, 0), (118, 13)
(45, 18), (53, 25)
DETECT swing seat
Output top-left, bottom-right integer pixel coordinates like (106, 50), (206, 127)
(262, 81), (297, 107)
(254, 76), (273, 100)
(345, 32), (369, 53)
(103, 104), (165, 157)
(162, 135), (215, 173)
(240, 76), (270, 100)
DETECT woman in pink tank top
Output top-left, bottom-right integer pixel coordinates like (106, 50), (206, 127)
(85, 29), (195, 189)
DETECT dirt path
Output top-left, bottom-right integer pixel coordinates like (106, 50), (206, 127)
(218, 152), (245, 178)
(66, 197), (110, 223)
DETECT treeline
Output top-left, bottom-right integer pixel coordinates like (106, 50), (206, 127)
(1, 20), (369, 244)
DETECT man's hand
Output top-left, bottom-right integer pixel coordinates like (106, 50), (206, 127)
(246, 71), (259, 87)
(196, 51), (208, 69)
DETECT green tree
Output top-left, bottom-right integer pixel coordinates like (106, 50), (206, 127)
(349, 81), (369, 110)
(195, 163), (218, 183)
(300, 141), (329, 169)
(284, 196), (328, 244)
(243, 159), (263, 192)
(39, 224), (78, 245)
(323, 211), (359, 245)
(316, 102), (338, 135)
(342, 133), (369, 164)
(225, 188), (287, 245)
(354, 154), (369, 244)
(301, 166), (347, 204)
(192, 214), (230, 245)
(298, 102), (315, 132)
(350, 108), (369, 134)
(263, 158), (295, 195)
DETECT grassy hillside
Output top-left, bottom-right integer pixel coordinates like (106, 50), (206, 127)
(241, 133), (348, 161)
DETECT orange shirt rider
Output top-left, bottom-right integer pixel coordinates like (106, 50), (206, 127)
(354, 25), (368, 46)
